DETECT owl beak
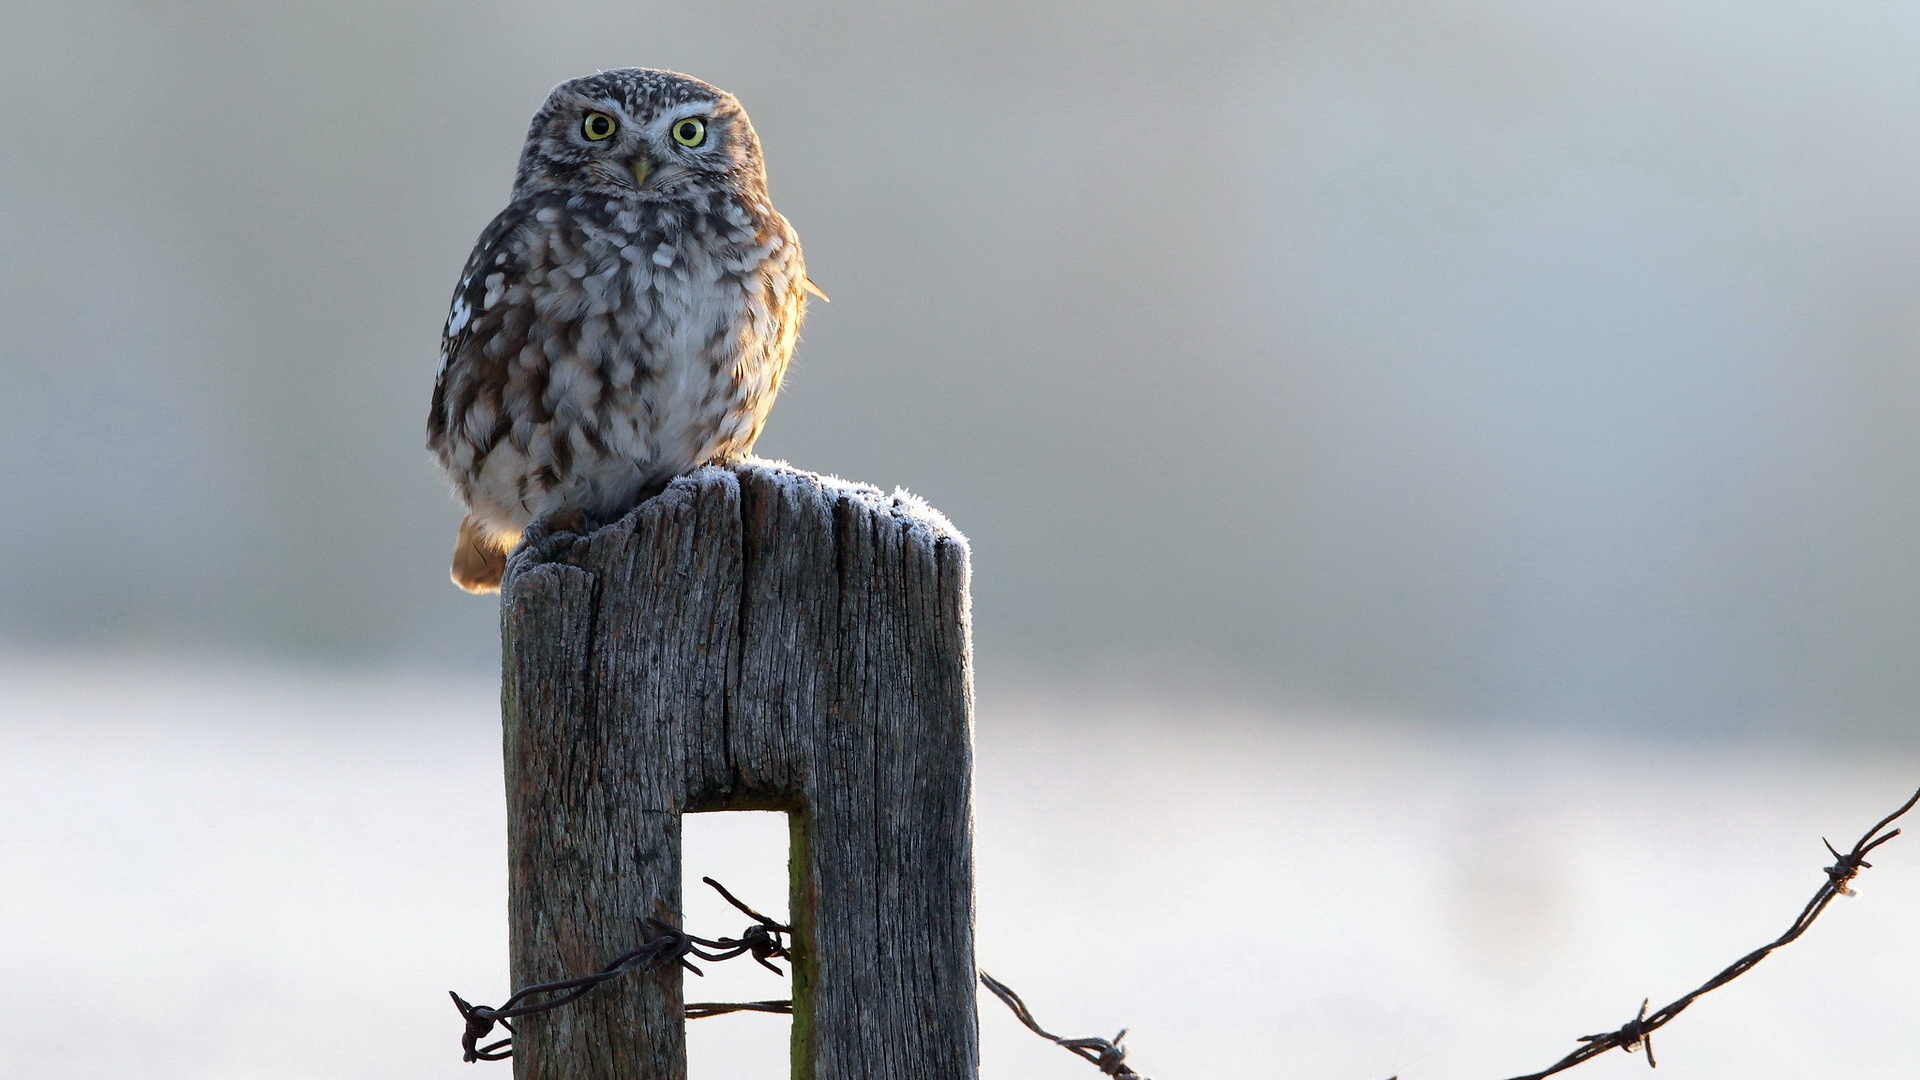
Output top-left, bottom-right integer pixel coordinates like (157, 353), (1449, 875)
(629, 155), (652, 188)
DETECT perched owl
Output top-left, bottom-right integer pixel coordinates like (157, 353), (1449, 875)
(427, 68), (819, 593)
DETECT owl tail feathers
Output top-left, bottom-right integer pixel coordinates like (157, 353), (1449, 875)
(450, 515), (512, 594)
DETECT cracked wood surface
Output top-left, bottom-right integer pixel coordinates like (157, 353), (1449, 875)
(500, 459), (978, 1080)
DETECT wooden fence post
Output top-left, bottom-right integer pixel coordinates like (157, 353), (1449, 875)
(498, 460), (978, 1080)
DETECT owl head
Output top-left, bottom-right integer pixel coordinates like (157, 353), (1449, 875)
(510, 69), (768, 201)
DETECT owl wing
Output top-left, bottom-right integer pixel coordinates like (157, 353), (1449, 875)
(427, 202), (538, 456)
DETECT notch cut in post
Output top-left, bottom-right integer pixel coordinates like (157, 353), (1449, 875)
(499, 459), (978, 1080)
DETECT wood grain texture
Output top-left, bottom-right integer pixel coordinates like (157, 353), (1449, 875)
(500, 459), (978, 1080)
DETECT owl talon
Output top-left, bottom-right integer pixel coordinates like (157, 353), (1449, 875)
(517, 508), (593, 565)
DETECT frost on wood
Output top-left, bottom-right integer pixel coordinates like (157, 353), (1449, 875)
(498, 458), (978, 1080)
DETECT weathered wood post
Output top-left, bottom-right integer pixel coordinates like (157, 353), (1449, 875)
(498, 459), (978, 1080)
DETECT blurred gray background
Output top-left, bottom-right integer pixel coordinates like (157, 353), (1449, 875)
(6, 3), (1920, 1078)
(9, 0), (1920, 739)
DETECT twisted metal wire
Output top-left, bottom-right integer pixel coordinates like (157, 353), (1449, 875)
(451, 781), (1920, 1080)
(975, 780), (1920, 1080)
(449, 876), (791, 1062)
(979, 970), (1148, 1079)
(1499, 780), (1920, 1080)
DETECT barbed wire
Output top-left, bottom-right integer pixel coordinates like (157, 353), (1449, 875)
(452, 781), (1919, 1079)
(980, 970), (1148, 1079)
(448, 876), (791, 1062)
(1498, 779), (1920, 1080)
(970, 780), (1917, 1080)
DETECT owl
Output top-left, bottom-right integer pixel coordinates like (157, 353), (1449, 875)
(427, 68), (819, 593)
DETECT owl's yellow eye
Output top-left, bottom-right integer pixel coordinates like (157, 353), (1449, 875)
(581, 112), (618, 141)
(671, 117), (707, 147)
